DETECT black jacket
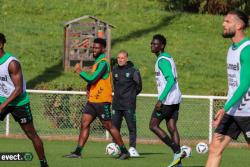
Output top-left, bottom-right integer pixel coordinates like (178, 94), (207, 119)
(112, 61), (142, 110)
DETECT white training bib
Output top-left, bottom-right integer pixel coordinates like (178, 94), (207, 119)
(0, 56), (26, 98)
(155, 56), (181, 105)
(226, 40), (250, 116)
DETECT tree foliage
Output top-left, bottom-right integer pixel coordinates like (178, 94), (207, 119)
(159, 0), (250, 14)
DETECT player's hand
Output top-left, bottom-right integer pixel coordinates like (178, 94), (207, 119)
(155, 100), (162, 111)
(74, 63), (82, 74)
(212, 109), (225, 128)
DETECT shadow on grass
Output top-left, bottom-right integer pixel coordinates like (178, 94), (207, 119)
(26, 61), (63, 88)
(140, 152), (165, 155)
(88, 152), (165, 159)
(112, 13), (182, 47)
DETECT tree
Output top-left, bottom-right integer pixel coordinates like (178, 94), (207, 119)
(159, 0), (250, 15)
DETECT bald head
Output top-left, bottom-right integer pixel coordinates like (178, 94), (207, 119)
(117, 50), (128, 66)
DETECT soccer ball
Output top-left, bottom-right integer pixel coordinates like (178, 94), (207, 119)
(105, 143), (120, 156)
(181, 145), (192, 158)
(196, 142), (208, 154)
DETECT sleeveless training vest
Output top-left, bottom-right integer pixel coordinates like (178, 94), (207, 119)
(0, 53), (29, 106)
(0, 56), (26, 98)
(226, 40), (250, 116)
(88, 58), (112, 103)
(155, 56), (181, 105)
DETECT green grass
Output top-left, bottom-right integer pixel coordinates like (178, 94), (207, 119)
(1, 0), (250, 95)
(0, 138), (249, 167)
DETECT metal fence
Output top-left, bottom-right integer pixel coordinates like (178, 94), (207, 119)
(0, 90), (245, 145)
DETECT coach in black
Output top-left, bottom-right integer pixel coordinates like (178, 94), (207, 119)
(112, 50), (142, 157)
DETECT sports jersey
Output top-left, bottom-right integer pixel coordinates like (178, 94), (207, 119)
(79, 53), (112, 103)
(0, 52), (29, 106)
(155, 52), (181, 105)
(224, 37), (250, 116)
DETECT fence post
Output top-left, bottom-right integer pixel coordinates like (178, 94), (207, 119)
(209, 97), (214, 144)
(6, 114), (10, 136)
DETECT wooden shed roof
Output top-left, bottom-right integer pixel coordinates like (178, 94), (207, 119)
(64, 15), (115, 28)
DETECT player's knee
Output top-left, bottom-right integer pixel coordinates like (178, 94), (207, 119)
(81, 122), (90, 129)
(149, 124), (158, 132)
(103, 124), (109, 130)
(168, 126), (177, 134)
(208, 143), (223, 156)
(103, 122), (112, 130)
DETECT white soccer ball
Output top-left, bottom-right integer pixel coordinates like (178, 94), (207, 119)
(181, 145), (192, 157)
(105, 143), (120, 156)
(196, 142), (208, 154)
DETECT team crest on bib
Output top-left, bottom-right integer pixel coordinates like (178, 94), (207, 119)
(114, 74), (118, 78)
(126, 73), (130, 77)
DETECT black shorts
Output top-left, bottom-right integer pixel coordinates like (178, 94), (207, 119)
(0, 103), (33, 125)
(83, 102), (111, 121)
(215, 114), (250, 142)
(151, 104), (179, 121)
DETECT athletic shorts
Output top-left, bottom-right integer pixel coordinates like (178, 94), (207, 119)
(0, 103), (33, 125)
(151, 104), (179, 121)
(83, 102), (111, 121)
(215, 114), (250, 142)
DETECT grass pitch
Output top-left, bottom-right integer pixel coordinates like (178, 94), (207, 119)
(0, 138), (249, 167)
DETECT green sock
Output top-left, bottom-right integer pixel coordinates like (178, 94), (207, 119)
(74, 146), (83, 155)
(40, 159), (48, 166)
(119, 145), (128, 154)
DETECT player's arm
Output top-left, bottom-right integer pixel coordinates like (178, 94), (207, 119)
(155, 58), (175, 110)
(79, 61), (108, 84)
(133, 69), (142, 95)
(0, 60), (23, 110)
(224, 46), (250, 112)
(158, 58), (175, 102)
